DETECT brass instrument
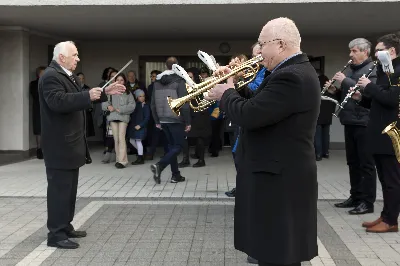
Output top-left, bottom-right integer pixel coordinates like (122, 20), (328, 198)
(382, 121), (400, 163)
(168, 54), (264, 116)
(321, 60), (352, 95)
(333, 60), (378, 117)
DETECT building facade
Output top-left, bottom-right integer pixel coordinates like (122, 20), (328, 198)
(0, 0), (399, 156)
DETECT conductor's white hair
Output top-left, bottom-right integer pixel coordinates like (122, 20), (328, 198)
(265, 17), (301, 48)
(52, 41), (75, 61)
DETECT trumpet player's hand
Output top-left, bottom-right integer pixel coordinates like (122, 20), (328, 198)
(333, 72), (346, 83)
(356, 76), (371, 88)
(185, 125), (191, 132)
(204, 78), (235, 101)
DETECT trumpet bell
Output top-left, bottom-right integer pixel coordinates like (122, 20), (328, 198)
(167, 96), (182, 116)
(382, 121), (400, 163)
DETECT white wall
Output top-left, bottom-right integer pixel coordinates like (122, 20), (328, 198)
(0, 29), (30, 151)
(79, 37), (351, 143)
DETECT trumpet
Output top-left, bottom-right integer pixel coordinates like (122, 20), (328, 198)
(321, 60), (352, 95)
(333, 60), (378, 117)
(168, 54), (264, 116)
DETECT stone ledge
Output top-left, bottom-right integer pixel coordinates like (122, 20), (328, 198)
(1, 0), (398, 6)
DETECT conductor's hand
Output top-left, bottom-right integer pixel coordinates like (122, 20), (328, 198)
(204, 77), (235, 101)
(89, 88), (102, 101)
(104, 82), (126, 95)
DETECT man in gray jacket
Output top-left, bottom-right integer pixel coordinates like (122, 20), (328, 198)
(326, 38), (377, 215)
(150, 57), (191, 184)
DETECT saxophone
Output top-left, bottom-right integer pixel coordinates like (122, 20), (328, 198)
(382, 121), (400, 163)
(382, 81), (400, 163)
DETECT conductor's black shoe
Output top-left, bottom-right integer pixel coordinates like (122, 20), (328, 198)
(247, 256), (258, 264)
(66, 230), (87, 238)
(47, 239), (79, 249)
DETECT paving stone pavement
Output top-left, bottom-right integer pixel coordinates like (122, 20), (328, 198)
(0, 148), (398, 265)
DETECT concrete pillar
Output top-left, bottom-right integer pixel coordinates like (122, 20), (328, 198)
(0, 27), (30, 153)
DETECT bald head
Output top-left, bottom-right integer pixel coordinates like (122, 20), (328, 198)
(260, 17), (301, 49)
(258, 17), (302, 70)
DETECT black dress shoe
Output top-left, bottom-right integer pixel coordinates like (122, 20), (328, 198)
(322, 153), (329, 159)
(334, 197), (358, 208)
(192, 160), (205, 167)
(47, 239), (79, 249)
(66, 230), (87, 238)
(348, 202), (374, 215)
(225, 188), (236, 197)
(247, 256), (258, 264)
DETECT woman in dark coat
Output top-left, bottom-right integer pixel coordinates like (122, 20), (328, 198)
(30, 66), (46, 159)
(128, 89), (150, 165)
(315, 73), (335, 160)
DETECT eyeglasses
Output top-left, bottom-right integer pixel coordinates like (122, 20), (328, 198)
(258, 39), (282, 48)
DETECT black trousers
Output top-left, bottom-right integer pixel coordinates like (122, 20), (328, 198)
(314, 124), (330, 157)
(209, 119), (223, 155)
(258, 262), (300, 266)
(373, 154), (400, 225)
(46, 167), (79, 242)
(344, 125), (377, 204)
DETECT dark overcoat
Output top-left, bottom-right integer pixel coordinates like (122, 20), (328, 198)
(30, 79), (42, 135)
(187, 107), (212, 139)
(359, 57), (400, 156)
(220, 53), (320, 264)
(38, 60), (106, 169)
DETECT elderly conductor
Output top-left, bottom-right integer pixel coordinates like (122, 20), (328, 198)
(39, 41), (125, 249)
(205, 17), (320, 266)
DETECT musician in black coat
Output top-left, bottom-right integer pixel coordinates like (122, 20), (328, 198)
(39, 41), (125, 249)
(353, 33), (400, 233)
(205, 18), (319, 266)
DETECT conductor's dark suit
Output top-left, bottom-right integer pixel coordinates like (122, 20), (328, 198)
(220, 53), (320, 265)
(39, 60), (106, 243)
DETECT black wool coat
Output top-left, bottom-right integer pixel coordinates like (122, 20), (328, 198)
(39, 60), (107, 169)
(359, 57), (400, 156)
(220, 53), (320, 264)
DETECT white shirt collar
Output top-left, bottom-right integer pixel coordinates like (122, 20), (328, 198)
(60, 65), (73, 76)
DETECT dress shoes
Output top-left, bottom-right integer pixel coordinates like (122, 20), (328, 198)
(366, 221), (398, 233)
(247, 256), (258, 264)
(47, 239), (79, 249)
(362, 217), (383, 228)
(66, 230), (87, 238)
(334, 197), (359, 208)
(348, 202), (374, 215)
(225, 188), (236, 197)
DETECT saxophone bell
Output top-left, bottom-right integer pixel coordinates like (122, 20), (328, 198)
(382, 121), (400, 163)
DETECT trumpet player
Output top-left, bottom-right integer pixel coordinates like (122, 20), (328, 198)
(325, 38), (377, 215)
(351, 33), (400, 233)
(205, 17), (319, 266)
